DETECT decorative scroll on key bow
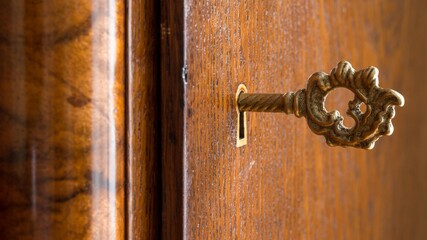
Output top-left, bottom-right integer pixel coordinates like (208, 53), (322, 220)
(237, 61), (405, 149)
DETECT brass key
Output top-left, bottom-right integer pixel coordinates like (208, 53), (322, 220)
(236, 61), (405, 149)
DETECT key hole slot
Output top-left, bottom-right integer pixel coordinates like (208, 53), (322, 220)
(236, 84), (248, 147)
(239, 111), (245, 139)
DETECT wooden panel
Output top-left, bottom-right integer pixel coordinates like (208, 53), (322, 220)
(126, 0), (161, 239)
(160, 0), (185, 239)
(0, 1), (125, 239)
(162, 0), (427, 239)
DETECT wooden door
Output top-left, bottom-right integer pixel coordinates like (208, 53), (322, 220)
(0, 1), (127, 239)
(0, 0), (163, 239)
(161, 0), (427, 239)
(1, 0), (427, 239)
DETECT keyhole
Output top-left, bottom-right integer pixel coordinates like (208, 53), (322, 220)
(236, 84), (248, 147)
(325, 88), (356, 128)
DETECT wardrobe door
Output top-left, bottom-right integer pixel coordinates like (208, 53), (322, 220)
(161, 0), (427, 239)
(0, 1), (126, 239)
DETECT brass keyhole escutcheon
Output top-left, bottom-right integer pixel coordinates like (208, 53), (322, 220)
(236, 84), (248, 148)
(236, 61), (405, 149)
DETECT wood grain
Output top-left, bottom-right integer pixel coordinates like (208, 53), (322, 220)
(162, 0), (427, 239)
(126, 0), (161, 239)
(0, 1), (125, 239)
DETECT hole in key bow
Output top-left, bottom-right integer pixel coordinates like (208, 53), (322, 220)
(325, 87), (357, 128)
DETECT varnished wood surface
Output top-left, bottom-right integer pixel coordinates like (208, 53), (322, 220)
(160, 0), (185, 238)
(162, 0), (427, 239)
(126, 0), (161, 239)
(0, 1), (125, 239)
